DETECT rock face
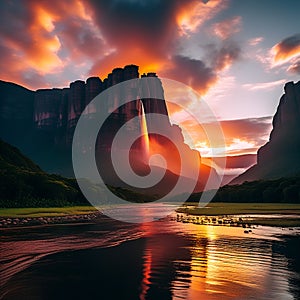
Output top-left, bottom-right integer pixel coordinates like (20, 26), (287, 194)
(31, 64), (171, 151)
(0, 81), (34, 155)
(0, 65), (219, 194)
(231, 81), (300, 185)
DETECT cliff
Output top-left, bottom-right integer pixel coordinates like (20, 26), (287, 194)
(0, 81), (34, 153)
(231, 81), (300, 185)
(0, 66), (144, 174)
(31, 65), (171, 149)
(0, 65), (219, 196)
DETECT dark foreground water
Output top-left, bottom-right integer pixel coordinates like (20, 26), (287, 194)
(1, 204), (300, 300)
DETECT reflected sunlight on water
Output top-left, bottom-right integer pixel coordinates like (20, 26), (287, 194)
(0, 204), (300, 300)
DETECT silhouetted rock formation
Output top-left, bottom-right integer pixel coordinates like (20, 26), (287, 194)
(231, 81), (300, 185)
(1, 65), (173, 176)
(30, 64), (171, 150)
(0, 81), (34, 154)
(0, 65), (219, 195)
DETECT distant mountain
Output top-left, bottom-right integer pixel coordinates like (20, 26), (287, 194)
(225, 154), (257, 169)
(231, 81), (300, 185)
(202, 154), (257, 186)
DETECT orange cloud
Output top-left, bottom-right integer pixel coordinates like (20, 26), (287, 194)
(272, 34), (300, 63)
(86, 0), (238, 94)
(177, 117), (272, 157)
(176, 0), (227, 36)
(0, 0), (101, 88)
(0, 0), (237, 92)
(212, 16), (242, 40)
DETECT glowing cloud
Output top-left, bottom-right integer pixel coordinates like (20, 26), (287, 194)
(271, 34), (300, 64)
(179, 116), (272, 157)
(248, 37), (264, 46)
(212, 16), (242, 40)
(176, 0), (227, 36)
(0, 0), (238, 93)
(0, 0), (109, 88)
(243, 79), (286, 91)
(268, 33), (300, 74)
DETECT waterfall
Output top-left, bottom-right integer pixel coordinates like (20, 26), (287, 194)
(140, 102), (150, 161)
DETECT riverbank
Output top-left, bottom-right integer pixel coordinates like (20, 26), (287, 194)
(1, 203), (300, 228)
(0, 206), (100, 228)
(176, 203), (300, 227)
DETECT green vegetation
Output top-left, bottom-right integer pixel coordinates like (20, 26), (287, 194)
(1, 138), (300, 211)
(0, 139), (41, 172)
(245, 218), (300, 227)
(176, 203), (300, 227)
(0, 140), (161, 208)
(0, 206), (97, 218)
(0, 139), (88, 207)
(108, 186), (160, 203)
(187, 176), (300, 204)
(177, 202), (300, 215)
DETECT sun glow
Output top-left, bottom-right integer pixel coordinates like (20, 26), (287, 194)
(35, 7), (56, 32)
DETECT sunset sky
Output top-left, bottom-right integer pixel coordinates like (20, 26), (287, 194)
(1, 0), (299, 171)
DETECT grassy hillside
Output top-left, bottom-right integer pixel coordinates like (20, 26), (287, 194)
(0, 139), (88, 207)
(0, 139), (161, 207)
(0, 139), (41, 172)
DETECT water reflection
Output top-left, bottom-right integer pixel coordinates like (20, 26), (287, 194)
(0, 211), (300, 299)
(138, 221), (300, 300)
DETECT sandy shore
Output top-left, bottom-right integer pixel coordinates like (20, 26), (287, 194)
(0, 211), (102, 229)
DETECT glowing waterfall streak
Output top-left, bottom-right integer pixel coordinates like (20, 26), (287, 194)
(140, 102), (150, 160)
(72, 77), (226, 223)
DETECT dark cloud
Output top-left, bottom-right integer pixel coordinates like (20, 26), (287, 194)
(21, 70), (49, 89)
(211, 41), (241, 70)
(57, 16), (106, 61)
(87, 0), (180, 54)
(162, 55), (217, 93)
(160, 39), (241, 94)
(86, 0), (184, 76)
(86, 0), (238, 93)
(0, 1), (32, 44)
(276, 34), (300, 54)
(0, 0), (237, 93)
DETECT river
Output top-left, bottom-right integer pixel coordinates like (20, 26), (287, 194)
(1, 204), (300, 299)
